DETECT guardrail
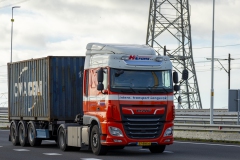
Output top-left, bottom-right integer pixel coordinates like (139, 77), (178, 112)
(0, 108), (239, 125)
(175, 109), (240, 125)
(1, 108), (240, 141)
(0, 108), (9, 128)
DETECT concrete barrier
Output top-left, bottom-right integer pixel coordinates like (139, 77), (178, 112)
(174, 131), (240, 142)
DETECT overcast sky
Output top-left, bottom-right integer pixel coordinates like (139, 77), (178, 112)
(0, 0), (240, 109)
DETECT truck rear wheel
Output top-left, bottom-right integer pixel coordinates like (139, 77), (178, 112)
(10, 121), (19, 146)
(149, 145), (166, 153)
(18, 121), (28, 146)
(58, 127), (69, 151)
(28, 122), (42, 146)
(90, 125), (108, 155)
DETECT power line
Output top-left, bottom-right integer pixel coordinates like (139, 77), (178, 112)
(193, 43), (240, 49)
(0, 0), (30, 9)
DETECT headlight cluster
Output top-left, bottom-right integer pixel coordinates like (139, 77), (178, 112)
(108, 126), (123, 137)
(164, 127), (173, 137)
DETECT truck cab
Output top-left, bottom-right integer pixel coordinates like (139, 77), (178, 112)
(82, 43), (175, 154)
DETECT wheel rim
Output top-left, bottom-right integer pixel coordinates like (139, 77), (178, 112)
(59, 131), (64, 147)
(19, 125), (23, 142)
(92, 133), (98, 147)
(11, 125), (16, 141)
(29, 126), (34, 142)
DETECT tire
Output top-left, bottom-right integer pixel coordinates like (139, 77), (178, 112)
(10, 121), (19, 146)
(90, 125), (108, 155)
(149, 145), (166, 153)
(58, 127), (69, 151)
(18, 121), (28, 147)
(28, 122), (42, 147)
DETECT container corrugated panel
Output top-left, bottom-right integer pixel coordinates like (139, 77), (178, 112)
(8, 56), (85, 121)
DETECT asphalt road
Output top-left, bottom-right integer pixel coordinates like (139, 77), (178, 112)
(0, 129), (240, 160)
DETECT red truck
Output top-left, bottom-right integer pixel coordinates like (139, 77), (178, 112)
(8, 43), (187, 155)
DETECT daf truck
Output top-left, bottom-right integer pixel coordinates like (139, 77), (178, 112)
(8, 43), (187, 155)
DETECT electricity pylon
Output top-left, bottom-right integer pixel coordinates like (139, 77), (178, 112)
(146, 0), (202, 109)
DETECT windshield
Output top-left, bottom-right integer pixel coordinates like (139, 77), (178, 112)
(110, 68), (173, 93)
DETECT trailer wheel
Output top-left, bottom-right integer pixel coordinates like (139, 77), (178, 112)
(28, 122), (42, 146)
(58, 127), (69, 151)
(10, 121), (19, 146)
(90, 125), (108, 155)
(149, 145), (166, 153)
(18, 121), (28, 146)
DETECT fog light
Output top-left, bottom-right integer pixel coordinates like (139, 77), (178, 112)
(113, 139), (122, 142)
(164, 139), (171, 142)
(164, 127), (173, 137)
(109, 126), (123, 137)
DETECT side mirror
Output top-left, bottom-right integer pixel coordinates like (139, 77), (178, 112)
(178, 96), (182, 104)
(97, 84), (104, 91)
(173, 71), (178, 84)
(182, 69), (188, 80)
(174, 84), (180, 92)
(97, 68), (104, 82)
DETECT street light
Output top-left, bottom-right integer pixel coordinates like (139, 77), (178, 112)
(210, 0), (215, 124)
(11, 6), (20, 63)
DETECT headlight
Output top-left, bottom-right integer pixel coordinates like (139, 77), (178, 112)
(108, 126), (123, 137)
(164, 127), (173, 137)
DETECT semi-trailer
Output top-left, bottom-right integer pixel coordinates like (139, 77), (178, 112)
(8, 43), (187, 155)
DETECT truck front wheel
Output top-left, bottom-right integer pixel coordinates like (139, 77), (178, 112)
(149, 145), (166, 153)
(90, 125), (108, 155)
(58, 127), (69, 151)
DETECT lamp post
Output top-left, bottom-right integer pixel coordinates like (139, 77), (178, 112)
(210, 0), (215, 124)
(11, 6), (20, 63)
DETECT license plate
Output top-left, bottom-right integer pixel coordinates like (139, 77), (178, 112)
(138, 142), (151, 146)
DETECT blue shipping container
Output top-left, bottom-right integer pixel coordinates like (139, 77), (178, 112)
(8, 56), (85, 121)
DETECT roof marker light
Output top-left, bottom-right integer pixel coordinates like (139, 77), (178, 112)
(121, 56), (129, 60)
(155, 57), (163, 62)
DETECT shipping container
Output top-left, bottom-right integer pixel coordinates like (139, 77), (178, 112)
(8, 56), (85, 121)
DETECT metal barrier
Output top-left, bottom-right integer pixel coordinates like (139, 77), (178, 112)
(0, 107), (9, 128)
(174, 123), (240, 132)
(175, 109), (240, 125)
(1, 108), (240, 141)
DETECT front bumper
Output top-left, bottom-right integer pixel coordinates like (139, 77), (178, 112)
(101, 121), (174, 146)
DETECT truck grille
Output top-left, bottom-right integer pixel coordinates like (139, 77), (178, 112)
(122, 114), (165, 139)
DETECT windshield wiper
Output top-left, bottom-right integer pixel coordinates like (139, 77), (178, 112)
(120, 90), (134, 93)
(128, 86), (136, 93)
(120, 86), (136, 93)
(146, 87), (153, 93)
(148, 86), (168, 93)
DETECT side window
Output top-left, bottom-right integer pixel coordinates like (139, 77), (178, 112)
(103, 68), (108, 90)
(90, 69), (98, 88)
(162, 71), (170, 87)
